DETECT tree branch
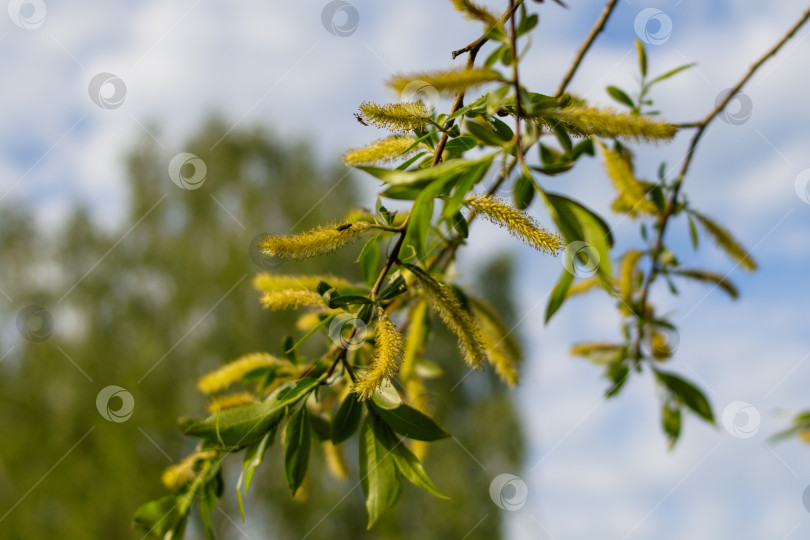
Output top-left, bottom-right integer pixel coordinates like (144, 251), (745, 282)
(555, 0), (619, 97)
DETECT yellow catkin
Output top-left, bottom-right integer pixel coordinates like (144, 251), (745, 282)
(409, 267), (487, 369)
(690, 210), (757, 272)
(618, 250), (644, 315)
(259, 290), (324, 311)
(450, 0), (499, 26)
(323, 441), (349, 481)
(399, 299), (429, 381)
(598, 142), (658, 217)
(198, 352), (283, 395)
(258, 221), (372, 260)
(388, 68), (502, 96)
(353, 309), (405, 400)
(342, 136), (421, 167)
(464, 194), (564, 255)
(344, 208), (376, 224)
(570, 342), (625, 357)
(206, 391), (256, 413)
(567, 276), (601, 298)
(469, 297), (522, 387)
(358, 101), (431, 132)
(649, 330), (672, 361)
(539, 105), (677, 142)
(160, 451), (216, 491)
(252, 273), (353, 294)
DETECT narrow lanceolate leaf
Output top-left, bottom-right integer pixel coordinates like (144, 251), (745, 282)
(388, 68), (503, 96)
(689, 210), (757, 272)
(354, 309), (406, 400)
(537, 104), (677, 142)
(331, 393), (364, 444)
(671, 269), (739, 299)
(359, 417), (401, 529)
(184, 378), (318, 447)
(236, 428), (276, 520)
(655, 370), (715, 423)
(342, 136), (422, 167)
(545, 268), (574, 324)
(469, 296), (522, 386)
(464, 194), (565, 255)
(259, 221), (373, 260)
(284, 405), (311, 495)
(358, 101), (431, 132)
(598, 141), (658, 217)
(406, 265), (487, 368)
(198, 352), (285, 395)
(661, 402), (682, 449)
(371, 415), (449, 499)
(372, 401), (449, 441)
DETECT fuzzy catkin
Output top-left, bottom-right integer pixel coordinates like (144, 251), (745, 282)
(599, 142), (658, 217)
(388, 68), (502, 96)
(342, 136), (421, 167)
(259, 290), (324, 311)
(353, 309), (405, 400)
(538, 105), (677, 142)
(258, 222), (372, 260)
(198, 352), (283, 395)
(358, 101), (431, 132)
(464, 194), (564, 255)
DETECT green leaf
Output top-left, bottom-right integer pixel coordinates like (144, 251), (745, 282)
(358, 236), (380, 287)
(445, 94), (488, 123)
(671, 269), (739, 300)
(327, 295), (374, 308)
(517, 13), (539, 36)
(331, 393), (364, 444)
(444, 135), (478, 153)
(371, 415), (449, 500)
(655, 370), (714, 423)
(199, 475), (219, 538)
(445, 154), (496, 217)
(687, 214), (699, 251)
(661, 401), (682, 449)
(541, 191), (614, 281)
(451, 210), (469, 238)
(370, 381), (403, 409)
(635, 38), (647, 77)
(649, 63), (696, 86)
(607, 86), (635, 109)
(545, 268), (574, 324)
(466, 119), (506, 147)
(360, 154), (495, 187)
(372, 402), (449, 441)
(379, 275), (408, 301)
(570, 138), (595, 160)
(286, 313), (336, 355)
(359, 417), (401, 529)
(184, 378), (318, 447)
(235, 427), (276, 520)
(132, 495), (184, 538)
(513, 174), (535, 210)
(284, 405), (311, 495)
(309, 414), (331, 441)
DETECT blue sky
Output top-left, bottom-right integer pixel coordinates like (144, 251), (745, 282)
(2, 0), (810, 538)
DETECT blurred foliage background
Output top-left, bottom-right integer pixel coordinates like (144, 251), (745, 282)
(0, 119), (522, 538)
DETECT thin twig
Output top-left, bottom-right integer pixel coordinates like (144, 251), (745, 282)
(451, 0), (525, 59)
(555, 0), (619, 97)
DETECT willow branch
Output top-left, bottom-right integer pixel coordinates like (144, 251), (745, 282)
(555, 0), (619, 97)
(451, 0), (525, 59)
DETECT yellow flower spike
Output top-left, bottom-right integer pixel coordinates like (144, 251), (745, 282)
(469, 297), (522, 387)
(408, 267), (487, 369)
(357, 101), (431, 132)
(539, 104), (677, 142)
(342, 136), (422, 167)
(689, 210), (757, 272)
(450, 0), (499, 27)
(463, 194), (564, 255)
(206, 391), (256, 413)
(259, 290), (325, 311)
(197, 352), (284, 395)
(160, 451), (217, 491)
(258, 221), (373, 260)
(388, 68), (503, 96)
(353, 309), (405, 400)
(618, 250), (644, 315)
(252, 273), (353, 294)
(598, 142), (659, 217)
